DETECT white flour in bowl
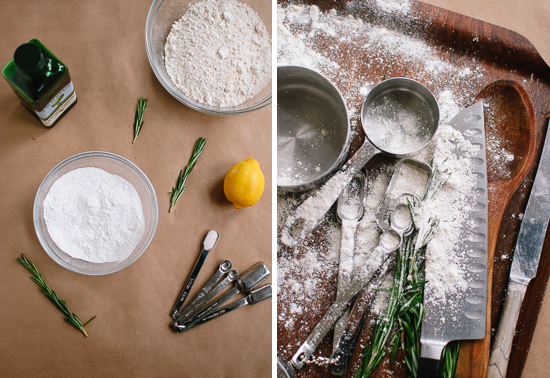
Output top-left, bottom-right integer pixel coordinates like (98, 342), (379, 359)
(43, 167), (145, 263)
(165, 0), (271, 107)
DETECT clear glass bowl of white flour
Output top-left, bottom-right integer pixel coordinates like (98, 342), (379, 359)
(145, 0), (272, 115)
(33, 151), (159, 275)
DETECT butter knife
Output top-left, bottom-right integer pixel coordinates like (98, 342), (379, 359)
(488, 119), (550, 378)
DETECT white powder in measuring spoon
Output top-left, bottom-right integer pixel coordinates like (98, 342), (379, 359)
(204, 230), (219, 250)
(165, 0), (271, 107)
(43, 167), (145, 263)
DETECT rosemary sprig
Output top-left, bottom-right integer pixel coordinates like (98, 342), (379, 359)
(424, 158), (452, 201)
(357, 164), (450, 378)
(357, 231), (414, 377)
(169, 137), (206, 212)
(16, 253), (96, 337)
(132, 97), (148, 143)
(441, 341), (461, 378)
(400, 226), (429, 378)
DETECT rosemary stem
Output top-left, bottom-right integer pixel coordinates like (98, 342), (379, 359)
(357, 162), (452, 377)
(16, 253), (95, 337)
(132, 97), (148, 144)
(169, 137), (206, 212)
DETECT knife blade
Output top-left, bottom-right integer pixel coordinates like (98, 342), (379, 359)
(419, 101), (489, 375)
(488, 119), (550, 378)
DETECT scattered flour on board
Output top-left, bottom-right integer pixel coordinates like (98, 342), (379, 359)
(277, 0), (494, 360)
(165, 0), (271, 107)
(277, 191), (340, 331)
(414, 125), (481, 302)
(376, 0), (411, 15)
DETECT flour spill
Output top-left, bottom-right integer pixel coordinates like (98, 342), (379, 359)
(277, 0), (493, 364)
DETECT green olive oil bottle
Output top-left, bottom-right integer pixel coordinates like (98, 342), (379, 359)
(2, 39), (77, 127)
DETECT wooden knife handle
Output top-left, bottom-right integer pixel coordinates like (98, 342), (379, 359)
(488, 281), (527, 378)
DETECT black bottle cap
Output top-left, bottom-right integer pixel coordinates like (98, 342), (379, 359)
(14, 43), (46, 75)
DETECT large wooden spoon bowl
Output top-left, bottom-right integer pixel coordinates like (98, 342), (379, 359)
(457, 80), (537, 377)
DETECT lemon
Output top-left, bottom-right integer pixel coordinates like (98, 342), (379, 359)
(224, 158), (265, 209)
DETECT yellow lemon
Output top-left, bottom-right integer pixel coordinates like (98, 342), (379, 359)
(224, 158), (265, 209)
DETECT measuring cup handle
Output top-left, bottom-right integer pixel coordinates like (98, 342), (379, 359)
(280, 142), (379, 247)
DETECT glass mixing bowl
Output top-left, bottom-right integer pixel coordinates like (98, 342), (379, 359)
(145, 0), (272, 115)
(33, 151), (159, 275)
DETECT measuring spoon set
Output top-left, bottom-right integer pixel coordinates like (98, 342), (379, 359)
(170, 230), (272, 333)
(288, 159), (432, 373)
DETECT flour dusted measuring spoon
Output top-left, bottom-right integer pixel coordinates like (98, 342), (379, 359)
(280, 78), (439, 247)
(377, 158), (433, 232)
(333, 171), (365, 350)
(290, 227), (402, 370)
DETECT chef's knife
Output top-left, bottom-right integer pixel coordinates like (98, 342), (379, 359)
(488, 118), (550, 378)
(418, 101), (489, 376)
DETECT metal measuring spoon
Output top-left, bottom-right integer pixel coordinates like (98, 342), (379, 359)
(173, 269), (239, 327)
(171, 230), (220, 318)
(333, 171), (365, 350)
(280, 78), (439, 247)
(377, 158), (433, 232)
(178, 262), (270, 331)
(291, 227), (402, 370)
(177, 284), (272, 333)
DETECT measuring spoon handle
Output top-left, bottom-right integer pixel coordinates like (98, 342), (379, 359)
(176, 269), (239, 324)
(291, 300), (350, 370)
(332, 219), (359, 350)
(329, 301), (370, 376)
(170, 249), (210, 318)
(280, 141), (379, 247)
(179, 284), (272, 333)
(171, 259), (232, 319)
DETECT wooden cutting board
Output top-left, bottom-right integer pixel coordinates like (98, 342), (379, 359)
(277, 0), (550, 377)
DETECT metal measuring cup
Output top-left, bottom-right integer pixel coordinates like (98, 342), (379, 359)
(280, 78), (439, 247)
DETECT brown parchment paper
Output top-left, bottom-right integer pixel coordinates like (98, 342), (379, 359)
(0, 0), (272, 377)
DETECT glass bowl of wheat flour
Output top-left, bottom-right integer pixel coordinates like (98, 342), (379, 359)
(33, 151), (159, 275)
(145, 0), (272, 115)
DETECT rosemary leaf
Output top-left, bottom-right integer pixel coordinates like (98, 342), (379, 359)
(132, 97), (148, 144)
(16, 253), (95, 337)
(169, 137), (206, 212)
(441, 340), (461, 378)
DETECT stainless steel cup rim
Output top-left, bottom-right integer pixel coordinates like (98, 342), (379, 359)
(361, 77), (440, 157)
(277, 65), (351, 192)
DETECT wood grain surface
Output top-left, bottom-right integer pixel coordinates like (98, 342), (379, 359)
(277, 1), (550, 377)
(456, 80), (537, 378)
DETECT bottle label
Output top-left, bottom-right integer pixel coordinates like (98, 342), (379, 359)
(36, 81), (77, 127)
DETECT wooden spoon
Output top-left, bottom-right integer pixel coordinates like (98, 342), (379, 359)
(456, 80), (537, 377)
